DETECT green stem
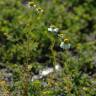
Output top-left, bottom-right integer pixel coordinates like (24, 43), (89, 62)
(50, 39), (56, 69)
(22, 24), (30, 96)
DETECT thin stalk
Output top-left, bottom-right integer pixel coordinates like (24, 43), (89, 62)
(46, 32), (56, 70)
(22, 24), (30, 96)
(50, 39), (56, 70)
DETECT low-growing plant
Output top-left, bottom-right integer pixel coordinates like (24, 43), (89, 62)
(0, 0), (96, 96)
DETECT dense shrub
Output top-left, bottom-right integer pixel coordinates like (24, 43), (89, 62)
(0, 0), (96, 96)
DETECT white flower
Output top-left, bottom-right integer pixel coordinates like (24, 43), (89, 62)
(33, 4), (36, 8)
(65, 43), (71, 49)
(53, 28), (59, 33)
(48, 26), (59, 34)
(36, 8), (44, 13)
(27, 2), (35, 8)
(60, 42), (71, 49)
(48, 27), (53, 32)
(60, 42), (64, 49)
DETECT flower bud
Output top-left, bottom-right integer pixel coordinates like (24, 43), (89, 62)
(28, 2), (35, 7)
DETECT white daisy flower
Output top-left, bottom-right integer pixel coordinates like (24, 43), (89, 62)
(48, 26), (59, 34)
(36, 8), (44, 13)
(60, 42), (64, 49)
(48, 27), (53, 32)
(60, 42), (71, 49)
(53, 28), (59, 33)
(27, 2), (35, 8)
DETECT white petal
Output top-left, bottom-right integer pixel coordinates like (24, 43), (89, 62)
(53, 28), (59, 33)
(60, 42), (64, 49)
(64, 44), (71, 49)
(48, 28), (53, 32)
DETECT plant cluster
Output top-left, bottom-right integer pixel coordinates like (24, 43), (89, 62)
(0, 0), (96, 96)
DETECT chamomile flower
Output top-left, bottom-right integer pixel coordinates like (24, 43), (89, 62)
(28, 1), (36, 8)
(48, 25), (59, 34)
(64, 38), (69, 43)
(48, 25), (54, 32)
(36, 7), (44, 13)
(60, 42), (70, 49)
(60, 42), (64, 49)
(53, 28), (59, 33)
(48, 27), (53, 32)
(60, 41), (71, 49)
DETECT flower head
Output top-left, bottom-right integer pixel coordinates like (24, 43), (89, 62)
(48, 25), (59, 34)
(36, 7), (44, 13)
(28, 1), (36, 8)
(53, 28), (59, 33)
(60, 41), (71, 49)
(60, 42), (64, 49)
(64, 38), (69, 43)
(48, 27), (53, 32)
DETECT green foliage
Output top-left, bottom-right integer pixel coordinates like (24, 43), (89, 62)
(0, 0), (96, 96)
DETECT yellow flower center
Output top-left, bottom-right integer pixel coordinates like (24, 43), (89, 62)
(64, 39), (69, 43)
